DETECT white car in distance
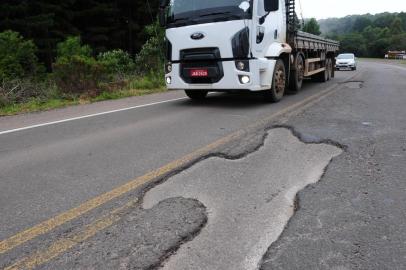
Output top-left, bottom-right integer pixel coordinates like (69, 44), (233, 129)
(336, 53), (357, 71)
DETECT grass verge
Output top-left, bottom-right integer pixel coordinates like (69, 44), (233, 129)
(0, 87), (166, 117)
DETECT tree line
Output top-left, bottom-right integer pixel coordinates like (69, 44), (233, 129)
(0, 0), (159, 70)
(319, 12), (406, 57)
(2, 2), (405, 65)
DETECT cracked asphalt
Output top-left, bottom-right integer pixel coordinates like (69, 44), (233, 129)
(0, 59), (405, 269)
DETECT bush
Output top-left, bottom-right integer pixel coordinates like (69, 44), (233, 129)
(98, 49), (135, 78)
(54, 37), (107, 96)
(56, 36), (92, 60)
(54, 55), (107, 96)
(127, 73), (165, 90)
(0, 31), (42, 81)
(135, 21), (165, 76)
(0, 78), (58, 107)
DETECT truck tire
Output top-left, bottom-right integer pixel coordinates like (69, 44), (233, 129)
(264, 59), (286, 103)
(288, 54), (304, 94)
(185, 90), (208, 100)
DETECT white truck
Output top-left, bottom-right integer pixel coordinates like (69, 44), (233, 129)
(159, 0), (339, 102)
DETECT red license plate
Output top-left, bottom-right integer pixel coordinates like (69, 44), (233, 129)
(190, 69), (208, 77)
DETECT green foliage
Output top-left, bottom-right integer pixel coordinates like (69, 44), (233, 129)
(134, 21), (165, 76)
(54, 56), (107, 96)
(54, 37), (106, 96)
(303, 18), (321, 35)
(320, 13), (406, 57)
(0, 31), (41, 81)
(338, 33), (367, 56)
(98, 50), (135, 76)
(0, 0), (159, 69)
(352, 17), (372, 32)
(56, 36), (92, 61)
(127, 73), (165, 90)
(390, 17), (403, 34)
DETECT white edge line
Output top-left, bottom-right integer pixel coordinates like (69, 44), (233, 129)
(0, 97), (188, 136)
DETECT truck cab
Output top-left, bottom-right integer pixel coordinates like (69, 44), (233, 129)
(159, 0), (339, 102)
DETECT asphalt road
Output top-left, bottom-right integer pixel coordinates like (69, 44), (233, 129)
(0, 60), (405, 269)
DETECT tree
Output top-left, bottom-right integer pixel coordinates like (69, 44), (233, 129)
(338, 33), (367, 57)
(0, 0), (160, 68)
(389, 33), (406, 51)
(0, 30), (41, 81)
(390, 17), (403, 35)
(353, 17), (372, 32)
(303, 18), (321, 35)
(0, 0), (78, 70)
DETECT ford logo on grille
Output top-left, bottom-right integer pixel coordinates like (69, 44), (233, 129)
(191, 32), (205, 40)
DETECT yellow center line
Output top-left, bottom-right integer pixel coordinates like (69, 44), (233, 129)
(4, 198), (139, 270)
(1, 75), (358, 258)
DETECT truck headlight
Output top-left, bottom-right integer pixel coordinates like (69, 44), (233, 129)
(166, 76), (172, 84)
(239, 75), (250, 84)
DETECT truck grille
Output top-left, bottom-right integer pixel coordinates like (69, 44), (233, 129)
(180, 48), (224, 84)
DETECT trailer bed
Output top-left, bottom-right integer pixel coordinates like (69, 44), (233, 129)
(291, 31), (340, 52)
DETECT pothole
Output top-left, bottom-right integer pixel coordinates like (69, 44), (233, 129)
(143, 128), (343, 270)
(340, 81), (364, 89)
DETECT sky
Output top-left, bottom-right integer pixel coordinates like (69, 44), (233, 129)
(297, 0), (406, 19)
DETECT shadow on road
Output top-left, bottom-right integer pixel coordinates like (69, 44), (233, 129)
(177, 92), (269, 109)
(175, 80), (320, 109)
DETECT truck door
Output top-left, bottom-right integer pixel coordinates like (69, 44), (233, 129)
(251, 0), (285, 58)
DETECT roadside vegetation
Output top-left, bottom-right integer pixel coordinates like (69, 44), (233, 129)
(297, 13), (406, 58)
(0, 22), (165, 116)
(319, 12), (406, 57)
(1, 1), (405, 115)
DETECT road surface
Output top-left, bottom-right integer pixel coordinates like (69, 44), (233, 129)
(0, 60), (405, 269)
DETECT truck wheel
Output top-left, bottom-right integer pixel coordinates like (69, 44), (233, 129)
(264, 59), (286, 103)
(185, 90), (208, 100)
(288, 54), (304, 94)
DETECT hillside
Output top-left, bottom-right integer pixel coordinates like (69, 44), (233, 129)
(318, 12), (406, 57)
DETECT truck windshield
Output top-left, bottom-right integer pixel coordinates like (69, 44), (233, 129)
(167, 0), (252, 28)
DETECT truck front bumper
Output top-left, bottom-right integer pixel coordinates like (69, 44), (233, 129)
(165, 58), (276, 92)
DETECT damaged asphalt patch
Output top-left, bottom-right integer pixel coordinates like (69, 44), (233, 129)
(143, 128), (342, 270)
(39, 198), (207, 270)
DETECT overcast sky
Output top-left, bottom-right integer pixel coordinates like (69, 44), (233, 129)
(297, 0), (406, 19)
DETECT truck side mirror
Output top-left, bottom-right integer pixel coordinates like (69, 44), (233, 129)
(159, 8), (166, 27)
(159, 0), (170, 8)
(159, 0), (170, 27)
(264, 0), (279, 12)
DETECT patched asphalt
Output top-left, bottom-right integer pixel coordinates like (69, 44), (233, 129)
(143, 128), (341, 270)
